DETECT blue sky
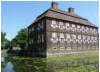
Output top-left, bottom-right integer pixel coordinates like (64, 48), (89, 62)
(1, 1), (99, 41)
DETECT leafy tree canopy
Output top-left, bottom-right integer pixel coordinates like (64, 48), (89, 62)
(1, 32), (10, 49)
(11, 28), (28, 50)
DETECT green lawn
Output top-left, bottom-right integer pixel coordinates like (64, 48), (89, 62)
(9, 52), (99, 72)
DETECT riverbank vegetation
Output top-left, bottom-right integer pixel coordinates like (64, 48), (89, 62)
(2, 52), (98, 72)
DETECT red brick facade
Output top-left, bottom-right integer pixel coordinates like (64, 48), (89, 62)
(28, 2), (99, 57)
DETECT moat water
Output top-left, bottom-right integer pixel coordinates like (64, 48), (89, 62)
(1, 52), (99, 72)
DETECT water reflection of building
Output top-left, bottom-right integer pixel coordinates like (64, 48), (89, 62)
(28, 2), (99, 57)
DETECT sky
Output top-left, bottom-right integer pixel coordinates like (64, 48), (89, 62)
(1, 1), (99, 41)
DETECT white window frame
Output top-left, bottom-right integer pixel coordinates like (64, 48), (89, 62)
(88, 36), (90, 40)
(66, 34), (70, 39)
(78, 35), (81, 39)
(51, 20), (56, 28)
(52, 33), (57, 43)
(66, 22), (70, 27)
(72, 34), (76, 39)
(86, 27), (89, 30)
(60, 33), (64, 38)
(95, 37), (97, 40)
(91, 36), (94, 40)
(77, 25), (80, 29)
(59, 21), (63, 29)
(83, 35), (86, 40)
(72, 24), (75, 28)
(52, 33), (57, 38)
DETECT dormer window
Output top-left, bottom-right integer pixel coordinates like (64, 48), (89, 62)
(51, 20), (56, 28)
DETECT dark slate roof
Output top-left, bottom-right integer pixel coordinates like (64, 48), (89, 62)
(28, 8), (97, 28)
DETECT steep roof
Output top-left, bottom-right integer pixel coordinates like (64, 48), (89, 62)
(28, 3), (97, 28)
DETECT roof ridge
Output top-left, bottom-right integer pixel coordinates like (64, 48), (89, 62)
(49, 8), (88, 21)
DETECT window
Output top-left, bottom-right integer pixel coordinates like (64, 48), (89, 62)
(82, 26), (85, 29)
(95, 37), (97, 40)
(37, 23), (40, 30)
(59, 22), (63, 29)
(52, 33), (57, 43)
(51, 20), (56, 28)
(66, 22), (70, 27)
(32, 27), (34, 31)
(66, 34), (70, 39)
(86, 27), (89, 30)
(72, 24), (75, 28)
(78, 35), (81, 39)
(94, 28), (96, 31)
(42, 34), (44, 43)
(32, 39), (34, 44)
(60, 47), (65, 50)
(53, 47), (57, 50)
(52, 33), (57, 38)
(77, 25), (80, 29)
(29, 28), (31, 33)
(60, 33), (64, 42)
(83, 35), (86, 39)
(90, 28), (92, 31)
(37, 35), (41, 43)
(91, 36), (94, 40)
(72, 34), (76, 39)
(60, 33), (64, 38)
(88, 36), (90, 40)
(41, 21), (44, 29)
(29, 39), (31, 44)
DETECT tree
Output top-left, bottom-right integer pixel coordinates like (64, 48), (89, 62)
(11, 28), (28, 50)
(1, 32), (10, 50)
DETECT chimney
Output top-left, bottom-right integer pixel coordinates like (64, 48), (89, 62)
(52, 2), (58, 9)
(68, 7), (74, 14)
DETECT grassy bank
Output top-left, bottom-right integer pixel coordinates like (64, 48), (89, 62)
(9, 52), (99, 72)
(47, 52), (99, 72)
